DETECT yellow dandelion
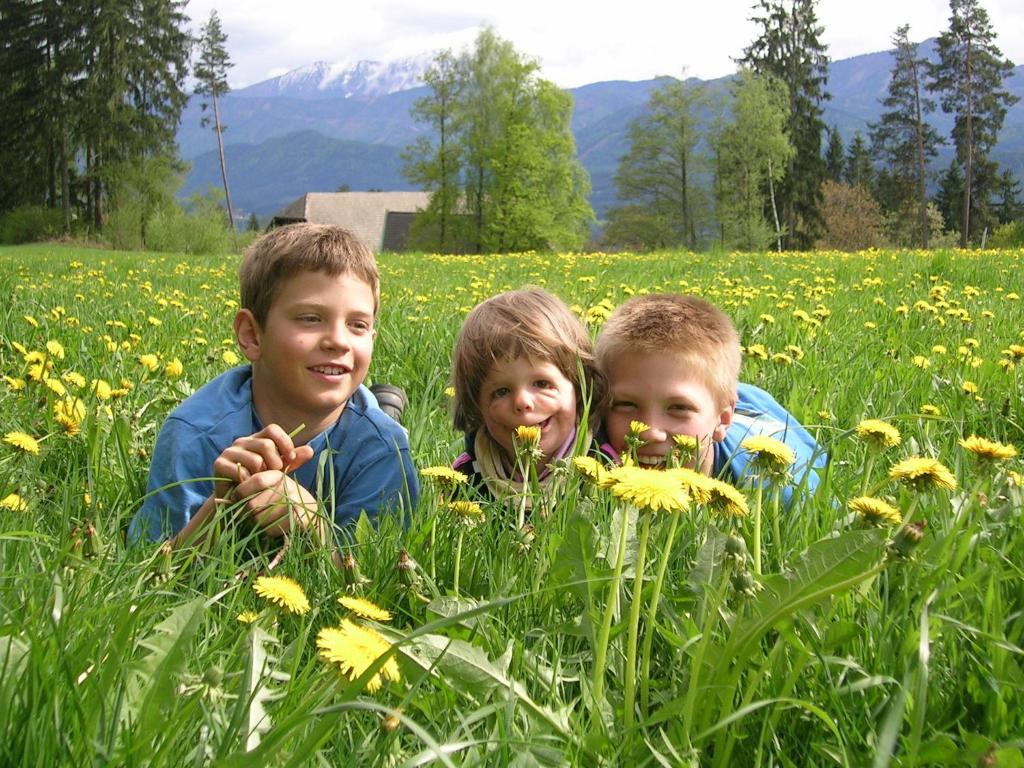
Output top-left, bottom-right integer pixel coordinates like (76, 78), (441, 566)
(443, 386), (456, 398)
(817, 410), (834, 422)
(164, 358), (184, 378)
(1, 494), (28, 512)
(11, 341), (27, 355)
(237, 611), (260, 624)
(138, 354), (159, 372)
(44, 377), (67, 397)
(222, 350), (240, 366)
(703, 477), (750, 518)
(573, 456), (614, 488)
(889, 457), (957, 492)
(3, 376), (26, 391)
(23, 315), (38, 328)
(1004, 344), (1024, 359)
(848, 496), (902, 526)
(961, 381), (978, 395)
(316, 620), (401, 693)
(1009, 471), (1024, 488)
(959, 435), (1017, 462)
(419, 466), (468, 490)
(919, 404), (942, 417)
(4, 431), (40, 455)
(912, 355), (931, 369)
(62, 371), (86, 389)
(253, 575), (310, 615)
(606, 465), (691, 513)
(628, 420), (650, 438)
(338, 596), (393, 622)
(513, 424), (541, 449)
(27, 363), (46, 382)
(855, 419), (901, 449)
(446, 499), (486, 525)
(46, 340), (65, 360)
(672, 434), (699, 452)
(667, 467), (713, 505)
(741, 435), (796, 476)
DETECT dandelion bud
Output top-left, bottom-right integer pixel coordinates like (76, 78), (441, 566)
(380, 710), (403, 734)
(70, 526), (83, 559)
(203, 665), (224, 686)
(152, 541), (173, 581)
(730, 569), (759, 598)
(515, 523), (536, 553)
(890, 520), (927, 559)
(341, 550), (363, 585)
(397, 549), (419, 588)
(82, 521), (102, 558)
(724, 534), (749, 565)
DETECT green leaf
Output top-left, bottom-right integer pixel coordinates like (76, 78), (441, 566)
(237, 625), (290, 752)
(122, 599), (205, 744)
(403, 633), (570, 737)
(729, 528), (887, 664)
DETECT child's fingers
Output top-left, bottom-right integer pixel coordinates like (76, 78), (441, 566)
(285, 444), (315, 472)
(252, 424), (301, 466)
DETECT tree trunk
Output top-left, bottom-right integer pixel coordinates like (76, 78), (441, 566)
(961, 35), (973, 247)
(910, 53), (929, 248)
(212, 91), (236, 245)
(767, 157), (783, 252)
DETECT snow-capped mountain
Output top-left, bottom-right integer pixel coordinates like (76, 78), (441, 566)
(235, 53), (436, 101)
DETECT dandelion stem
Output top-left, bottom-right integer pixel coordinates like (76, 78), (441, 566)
(861, 453), (876, 496)
(287, 422), (306, 439)
(592, 503), (632, 708)
(771, 486), (782, 571)
(752, 481), (764, 575)
(640, 508), (681, 715)
(623, 511), (652, 729)
(453, 526), (465, 596)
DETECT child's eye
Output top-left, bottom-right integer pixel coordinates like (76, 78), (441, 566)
(491, 387), (510, 400)
(349, 319), (372, 334)
(611, 400), (637, 411)
(533, 379), (554, 389)
(668, 404), (694, 413)
(297, 314), (320, 323)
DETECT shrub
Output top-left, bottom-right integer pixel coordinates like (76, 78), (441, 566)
(0, 205), (63, 244)
(988, 220), (1024, 248)
(146, 202), (232, 255)
(817, 181), (887, 251)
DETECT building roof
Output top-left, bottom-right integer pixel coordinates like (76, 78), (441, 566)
(271, 191), (430, 252)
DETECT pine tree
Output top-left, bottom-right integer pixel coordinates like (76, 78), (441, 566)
(607, 77), (708, 250)
(194, 9), (236, 233)
(935, 162), (965, 233)
(927, 0), (1018, 245)
(844, 132), (874, 190)
(823, 126), (845, 182)
(993, 170), (1022, 224)
(741, 0), (830, 249)
(869, 25), (943, 247)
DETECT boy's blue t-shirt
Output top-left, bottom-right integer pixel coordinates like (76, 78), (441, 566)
(129, 366), (419, 542)
(713, 382), (826, 506)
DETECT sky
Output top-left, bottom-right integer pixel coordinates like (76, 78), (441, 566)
(184, 0), (1024, 90)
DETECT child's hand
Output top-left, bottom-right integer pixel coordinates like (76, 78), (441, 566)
(231, 470), (319, 539)
(213, 424), (314, 500)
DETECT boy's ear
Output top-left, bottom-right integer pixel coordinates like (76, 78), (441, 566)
(234, 309), (262, 362)
(713, 399), (735, 442)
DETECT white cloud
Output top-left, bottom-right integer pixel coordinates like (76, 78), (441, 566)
(183, 0), (1024, 90)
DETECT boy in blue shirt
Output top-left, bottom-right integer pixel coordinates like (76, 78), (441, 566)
(596, 294), (824, 506)
(130, 224), (419, 548)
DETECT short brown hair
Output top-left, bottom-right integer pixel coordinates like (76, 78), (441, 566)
(596, 294), (741, 407)
(240, 223), (379, 327)
(451, 287), (606, 433)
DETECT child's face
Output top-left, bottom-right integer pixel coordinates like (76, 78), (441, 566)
(605, 351), (733, 474)
(236, 270), (376, 433)
(477, 356), (577, 468)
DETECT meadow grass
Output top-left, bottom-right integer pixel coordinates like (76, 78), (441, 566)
(0, 243), (1022, 766)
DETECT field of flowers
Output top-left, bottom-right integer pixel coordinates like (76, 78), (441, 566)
(1, 243), (1022, 766)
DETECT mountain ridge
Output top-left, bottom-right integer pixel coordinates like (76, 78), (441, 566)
(178, 42), (1024, 220)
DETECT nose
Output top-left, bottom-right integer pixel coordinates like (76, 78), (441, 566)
(512, 388), (534, 412)
(640, 420), (669, 443)
(321, 321), (351, 350)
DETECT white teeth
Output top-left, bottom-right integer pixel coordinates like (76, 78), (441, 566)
(637, 455), (666, 466)
(313, 366), (344, 375)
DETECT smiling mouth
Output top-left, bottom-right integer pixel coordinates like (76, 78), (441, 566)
(310, 365), (349, 376)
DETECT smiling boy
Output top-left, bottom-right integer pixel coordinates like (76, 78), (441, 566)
(596, 293), (824, 506)
(129, 224), (419, 546)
